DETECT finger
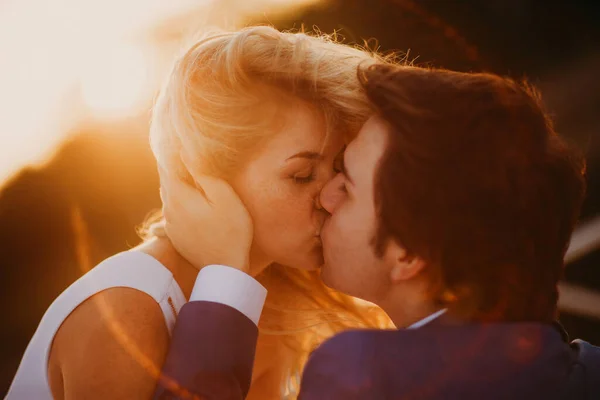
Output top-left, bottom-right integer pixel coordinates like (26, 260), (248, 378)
(157, 164), (173, 201)
(157, 163), (179, 191)
(159, 186), (166, 208)
(158, 166), (178, 214)
(158, 160), (218, 215)
(158, 164), (200, 209)
(163, 218), (176, 241)
(192, 177), (210, 204)
(180, 151), (211, 203)
(157, 167), (172, 214)
(180, 148), (197, 178)
(161, 202), (171, 224)
(191, 175), (237, 205)
(160, 192), (179, 226)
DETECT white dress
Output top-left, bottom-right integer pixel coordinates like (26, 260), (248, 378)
(5, 251), (186, 399)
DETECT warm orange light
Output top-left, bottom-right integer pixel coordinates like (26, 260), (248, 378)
(0, 0), (323, 185)
(79, 43), (150, 117)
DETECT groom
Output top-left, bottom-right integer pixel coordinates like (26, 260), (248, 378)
(153, 65), (600, 399)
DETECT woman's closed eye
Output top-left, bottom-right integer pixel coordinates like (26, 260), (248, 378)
(293, 171), (316, 184)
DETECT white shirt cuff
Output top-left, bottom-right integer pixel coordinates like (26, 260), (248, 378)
(189, 265), (267, 326)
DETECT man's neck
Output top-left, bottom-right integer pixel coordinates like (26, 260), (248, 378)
(378, 290), (441, 329)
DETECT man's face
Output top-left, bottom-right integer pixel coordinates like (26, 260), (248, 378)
(319, 116), (392, 302)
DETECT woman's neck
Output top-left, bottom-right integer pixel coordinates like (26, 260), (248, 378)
(136, 237), (272, 300)
(137, 237), (199, 300)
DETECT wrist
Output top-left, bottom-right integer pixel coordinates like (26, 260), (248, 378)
(200, 248), (250, 273)
(225, 256), (250, 273)
(189, 265), (267, 325)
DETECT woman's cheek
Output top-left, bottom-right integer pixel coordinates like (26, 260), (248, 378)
(250, 187), (295, 234)
(281, 191), (315, 228)
(247, 181), (316, 245)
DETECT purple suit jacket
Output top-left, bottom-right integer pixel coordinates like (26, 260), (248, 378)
(153, 301), (600, 399)
(153, 301), (258, 399)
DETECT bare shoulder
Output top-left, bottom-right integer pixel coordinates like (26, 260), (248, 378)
(49, 287), (170, 399)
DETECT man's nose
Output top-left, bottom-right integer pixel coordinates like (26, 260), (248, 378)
(319, 173), (345, 214)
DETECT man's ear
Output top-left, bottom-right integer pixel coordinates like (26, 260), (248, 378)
(385, 241), (426, 283)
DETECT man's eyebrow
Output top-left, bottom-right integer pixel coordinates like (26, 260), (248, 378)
(286, 151), (324, 161)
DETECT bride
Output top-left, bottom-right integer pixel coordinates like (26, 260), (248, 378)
(7, 26), (393, 399)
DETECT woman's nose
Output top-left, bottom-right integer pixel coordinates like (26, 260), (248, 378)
(319, 173), (345, 214)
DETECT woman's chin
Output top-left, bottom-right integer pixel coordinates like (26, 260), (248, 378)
(300, 246), (325, 271)
(274, 242), (324, 271)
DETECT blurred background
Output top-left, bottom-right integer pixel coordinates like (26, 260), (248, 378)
(1, 0), (599, 395)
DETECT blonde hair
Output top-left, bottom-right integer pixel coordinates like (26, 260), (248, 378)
(147, 26), (394, 397)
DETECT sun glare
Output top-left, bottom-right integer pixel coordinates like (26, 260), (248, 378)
(0, 0), (322, 185)
(79, 44), (150, 117)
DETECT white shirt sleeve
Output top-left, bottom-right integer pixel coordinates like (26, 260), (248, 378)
(189, 265), (267, 326)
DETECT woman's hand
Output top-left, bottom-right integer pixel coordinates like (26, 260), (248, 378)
(159, 167), (253, 272)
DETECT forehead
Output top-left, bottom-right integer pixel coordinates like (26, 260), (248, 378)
(258, 102), (339, 159)
(345, 116), (389, 182)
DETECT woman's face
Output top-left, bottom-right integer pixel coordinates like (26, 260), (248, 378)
(230, 102), (344, 271)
